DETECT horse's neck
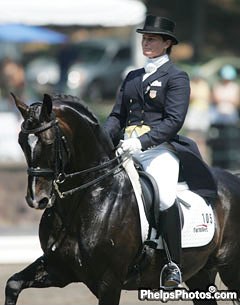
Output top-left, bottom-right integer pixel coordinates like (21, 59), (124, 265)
(71, 172), (133, 233)
(72, 136), (111, 171)
(59, 115), (113, 171)
(54, 156), (138, 247)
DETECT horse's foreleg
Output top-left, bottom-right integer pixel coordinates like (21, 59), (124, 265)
(98, 270), (122, 305)
(185, 268), (218, 305)
(4, 255), (71, 305)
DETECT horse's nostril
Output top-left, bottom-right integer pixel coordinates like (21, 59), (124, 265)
(38, 197), (49, 209)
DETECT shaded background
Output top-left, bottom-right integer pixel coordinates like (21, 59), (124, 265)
(0, 0), (240, 304)
(145, 0), (240, 61)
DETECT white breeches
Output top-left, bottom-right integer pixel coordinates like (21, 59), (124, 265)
(134, 144), (179, 211)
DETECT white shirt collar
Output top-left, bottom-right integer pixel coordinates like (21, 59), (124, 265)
(143, 54), (169, 81)
(145, 54), (169, 70)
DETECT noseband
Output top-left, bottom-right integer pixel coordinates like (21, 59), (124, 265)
(21, 115), (126, 199)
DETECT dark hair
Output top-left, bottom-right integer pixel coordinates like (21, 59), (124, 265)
(161, 35), (174, 55)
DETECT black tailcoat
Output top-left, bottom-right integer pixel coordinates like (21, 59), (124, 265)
(104, 60), (217, 201)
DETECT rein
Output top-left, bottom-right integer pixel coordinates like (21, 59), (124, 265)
(22, 115), (127, 199)
(54, 154), (124, 198)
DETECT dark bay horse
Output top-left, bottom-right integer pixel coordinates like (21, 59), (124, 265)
(5, 93), (240, 305)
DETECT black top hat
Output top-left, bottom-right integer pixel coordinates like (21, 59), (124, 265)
(136, 15), (178, 45)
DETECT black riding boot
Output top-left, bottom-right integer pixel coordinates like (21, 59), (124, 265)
(160, 201), (182, 288)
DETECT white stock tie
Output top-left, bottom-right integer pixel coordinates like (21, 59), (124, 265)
(144, 63), (157, 74)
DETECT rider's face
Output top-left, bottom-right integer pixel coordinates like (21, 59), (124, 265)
(141, 34), (172, 58)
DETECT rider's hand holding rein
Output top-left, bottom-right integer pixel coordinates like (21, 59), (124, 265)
(120, 138), (142, 154)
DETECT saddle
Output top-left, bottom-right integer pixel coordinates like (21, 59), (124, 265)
(138, 170), (184, 231)
(138, 170), (159, 228)
(120, 154), (215, 249)
(136, 167), (215, 249)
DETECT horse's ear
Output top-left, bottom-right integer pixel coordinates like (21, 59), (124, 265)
(40, 94), (53, 121)
(10, 92), (29, 119)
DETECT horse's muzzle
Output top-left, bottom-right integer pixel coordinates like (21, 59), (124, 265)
(25, 193), (55, 210)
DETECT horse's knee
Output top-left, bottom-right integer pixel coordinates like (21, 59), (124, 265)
(5, 274), (23, 300)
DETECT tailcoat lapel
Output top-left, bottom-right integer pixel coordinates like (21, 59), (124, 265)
(132, 68), (145, 100)
(142, 60), (173, 94)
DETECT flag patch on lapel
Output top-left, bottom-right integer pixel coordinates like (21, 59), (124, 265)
(149, 90), (157, 99)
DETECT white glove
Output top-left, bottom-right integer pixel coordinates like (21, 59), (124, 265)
(120, 138), (142, 154)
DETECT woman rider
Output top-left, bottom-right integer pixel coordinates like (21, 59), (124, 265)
(104, 15), (217, 288)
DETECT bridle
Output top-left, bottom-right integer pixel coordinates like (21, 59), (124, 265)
(21, 117), (67, 181)
(21, 115), (126, 199)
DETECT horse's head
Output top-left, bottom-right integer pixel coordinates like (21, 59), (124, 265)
(13, 93), (115, 210)
(13, 93), (63, 209)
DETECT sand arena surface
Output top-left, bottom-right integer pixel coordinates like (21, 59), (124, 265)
(0, 264), (232, 305)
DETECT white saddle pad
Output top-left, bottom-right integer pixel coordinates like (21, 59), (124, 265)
(120, 157), (215, 249)
(148, 185), (215, 249)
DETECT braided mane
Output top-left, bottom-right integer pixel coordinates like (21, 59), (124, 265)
(51, 94), (99, 126)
